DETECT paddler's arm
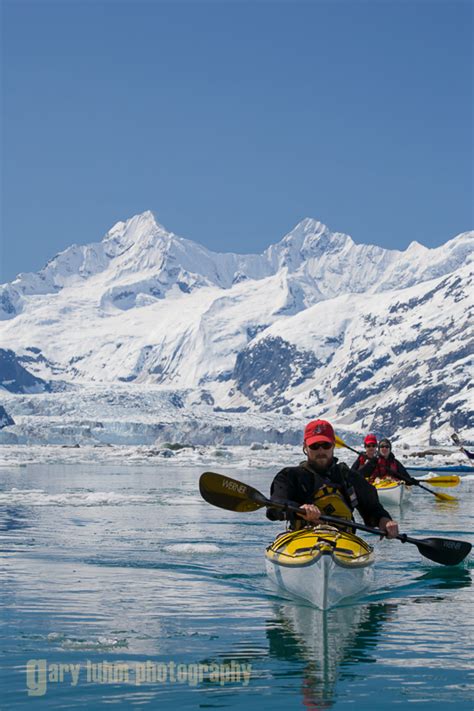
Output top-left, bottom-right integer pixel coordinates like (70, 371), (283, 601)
(266, 467), (308, 523)
(298, 504), (322, 523)
(351, 471), (399, 537)
(266, 501), (322, 523)
(266, 501), (287, 521)
(394, 459), (416, 485)
(356, 456), (378, 480)
(378, 517), (399, 538)
(266, 468), (293, 521)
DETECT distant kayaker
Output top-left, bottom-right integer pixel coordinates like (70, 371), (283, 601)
(351, 433), (378, 471)
(451, 432), (474, 460)
(358, 438), (414, 485)
(266, 419), (399, 538)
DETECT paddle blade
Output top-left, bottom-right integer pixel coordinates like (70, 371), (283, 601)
(410, 537), (472, 566)
(199, 472), (268, 513)
(417, 476), (460, 487)
(415, 481), (457, 501)
(334, 435), (346, 449)
(432, 490), (457, 502)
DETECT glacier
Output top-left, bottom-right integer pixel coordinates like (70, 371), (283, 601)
(0, 210), (472, 450)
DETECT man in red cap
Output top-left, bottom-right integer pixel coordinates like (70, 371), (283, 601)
(267, 419), (399, 537)
(351, 433), (378, 472)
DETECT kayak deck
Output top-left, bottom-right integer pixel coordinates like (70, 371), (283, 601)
(266, 527), (373, 567)
(265, 526), (375, 609)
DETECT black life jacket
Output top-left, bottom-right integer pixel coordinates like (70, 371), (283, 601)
(296, 461), (359, 530)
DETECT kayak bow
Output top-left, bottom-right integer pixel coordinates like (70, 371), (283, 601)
(265, 526), (375, 610)
(373, 479), (411, 507)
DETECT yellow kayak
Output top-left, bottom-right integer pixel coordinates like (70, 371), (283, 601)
(373, 478), (411, 507)
(265, 525), (375, 610)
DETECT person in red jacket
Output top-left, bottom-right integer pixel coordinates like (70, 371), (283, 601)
(358, 438), (414, 485)
(351, 433), (378, 471)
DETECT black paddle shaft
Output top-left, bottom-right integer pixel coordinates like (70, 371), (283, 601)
(259, 503), (470, 564)
(199, 472), (472, 567)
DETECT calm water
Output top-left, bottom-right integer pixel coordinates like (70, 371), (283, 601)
(1, 463), (473, 709)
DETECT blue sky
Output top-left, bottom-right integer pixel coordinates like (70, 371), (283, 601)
(1, 0), (472, 282)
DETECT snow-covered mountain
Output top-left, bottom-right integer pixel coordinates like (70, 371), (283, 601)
(0, 211), (472, 445)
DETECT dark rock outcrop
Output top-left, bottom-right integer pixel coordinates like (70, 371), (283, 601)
(0, 405), (14, 428)
(0, 348), (51, 393)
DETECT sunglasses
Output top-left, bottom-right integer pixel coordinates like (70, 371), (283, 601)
(365, 444), (376, 448)
(379, 445), (390, 450)
(308, 442), (333, 450)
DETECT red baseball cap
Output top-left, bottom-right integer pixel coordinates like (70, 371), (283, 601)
(304, 419), (335, 446)
(364, 433), (377, 445)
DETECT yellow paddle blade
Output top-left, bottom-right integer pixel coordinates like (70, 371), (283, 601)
(334, 434), (347, 448)
(417, 475), (460, 487)
(432, 490), (457, 502)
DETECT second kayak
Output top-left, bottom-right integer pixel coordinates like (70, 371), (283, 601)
(373, 478), (411, 507)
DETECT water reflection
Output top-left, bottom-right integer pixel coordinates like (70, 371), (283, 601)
(416, 565), (471, 589)
(0, 506), (33, 534)
(267, 602), (396, 709)
(408, 566), (472, 605)
(369, 564), (473, 602)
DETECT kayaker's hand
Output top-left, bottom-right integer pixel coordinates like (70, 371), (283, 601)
(299, 504), (321, 523)
(380, 518), (399, 538)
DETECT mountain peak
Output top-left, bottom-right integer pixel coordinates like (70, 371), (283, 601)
(283, 218), (330, 243)
(103, 210), (164, 247)
(265, 218), (354, 271)
(406, 240), (427, 252)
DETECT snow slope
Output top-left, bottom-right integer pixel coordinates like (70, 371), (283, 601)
(0, 211), (472, 445)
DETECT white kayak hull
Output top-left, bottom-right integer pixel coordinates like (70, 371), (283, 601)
(374, 479), (411, 507)
(265, 526), (375, 610)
